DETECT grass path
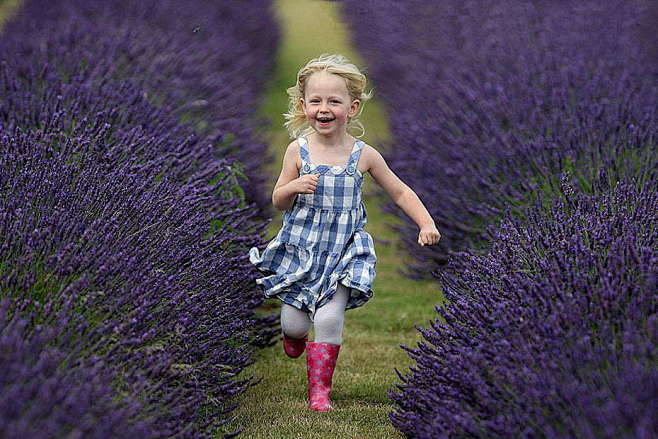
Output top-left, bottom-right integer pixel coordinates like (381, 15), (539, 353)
(229, 0), (444, 437)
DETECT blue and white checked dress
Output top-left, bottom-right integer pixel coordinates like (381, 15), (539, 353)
(249, 136), (376, 321)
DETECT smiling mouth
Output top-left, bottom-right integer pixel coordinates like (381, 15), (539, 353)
(317, 117), (334, 123)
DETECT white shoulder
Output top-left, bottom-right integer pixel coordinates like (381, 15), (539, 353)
(284, 139), (302, 170)
(361, 142), (382, 158)
(286, 138), (300, 152)
(360, 143), (384, 173)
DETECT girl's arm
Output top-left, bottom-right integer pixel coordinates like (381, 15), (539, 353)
(272, 141), (302, 211)
(365, 146), (441, 246)
(272, 141), (320, 211)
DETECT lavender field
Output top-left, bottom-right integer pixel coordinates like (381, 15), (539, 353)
(339, 0), (657, 437)
(1, 0), (279, 437)
(2, 0), (656, 437)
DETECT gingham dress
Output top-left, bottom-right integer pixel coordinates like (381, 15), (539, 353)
(249, 135), (376, 321)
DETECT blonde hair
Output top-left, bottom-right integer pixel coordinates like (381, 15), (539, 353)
(283, 53), (374, 139)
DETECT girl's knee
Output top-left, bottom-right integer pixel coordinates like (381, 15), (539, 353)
(282, 325), (308, 339)
(313, 312), (344, 333)
(280, 305), (311, 338)
(281, 317), (310, 339)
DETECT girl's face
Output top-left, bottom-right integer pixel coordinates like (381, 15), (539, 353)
(300, 71), (360, 137)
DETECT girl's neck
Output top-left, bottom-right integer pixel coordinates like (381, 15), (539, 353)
(309, 132), (354, 149)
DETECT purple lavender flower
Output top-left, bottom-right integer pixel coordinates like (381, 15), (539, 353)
(389, 181), (658, 438)
(0, 298), (152, 438)
(0, 0), (280, 436)
(1, 0), (279, 214)
(337, 2), (657, 436)
(0, 125), (275, 437)
(339, 0), (656, 277)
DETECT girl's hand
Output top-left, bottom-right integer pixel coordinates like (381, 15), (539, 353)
(289, 173), (321, 194)
(418, 225), (441, 246)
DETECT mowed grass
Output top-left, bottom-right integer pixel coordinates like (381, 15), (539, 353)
(226, 0), (445, 438)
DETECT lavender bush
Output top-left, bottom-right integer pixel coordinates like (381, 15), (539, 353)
(0, 297), (151, 438)
(389, 179), (658, 438)
(339, 0), (656, 276)
(1, 0), (279, 213)
(1, 129), (274, 437)
(337, 2), (657, 436)
(1, 0), (280, 436)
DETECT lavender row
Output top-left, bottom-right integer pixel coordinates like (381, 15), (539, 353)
(0, 297), (149, 438)
(389, 178), (657, 438)
(339, 0), (656, 276)
(0, 129), (274, 437)
(337, 1), (657, 436)
(1, 0), (279, 436)
(1, 0), (279, 213)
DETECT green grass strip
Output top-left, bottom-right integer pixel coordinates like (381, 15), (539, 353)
(226, 1), (444, 437)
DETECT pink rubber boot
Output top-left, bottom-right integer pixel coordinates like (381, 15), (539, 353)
(306, 341), (341, 411)
(282, 334), (307, 358)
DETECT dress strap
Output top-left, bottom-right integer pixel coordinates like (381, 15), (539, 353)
(298, 136), (312, 174)
(345, 140), (364, 175)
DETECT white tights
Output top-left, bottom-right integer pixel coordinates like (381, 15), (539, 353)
(280, 283), (350, 345)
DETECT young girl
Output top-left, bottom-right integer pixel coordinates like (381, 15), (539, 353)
(249, 53), (441, 412)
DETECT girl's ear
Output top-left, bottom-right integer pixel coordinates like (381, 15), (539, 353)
(350, 99), (361, 117)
